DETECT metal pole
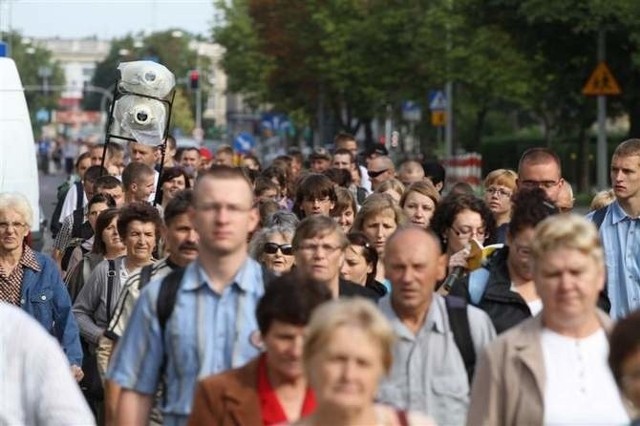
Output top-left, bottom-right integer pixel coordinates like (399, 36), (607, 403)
(196, 87), (202, 130)
(445, 82), (453, 158)
(596, 29), (607, 190)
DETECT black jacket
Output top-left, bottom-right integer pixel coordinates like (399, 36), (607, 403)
(339, 278), (380, 302)
(450, 247), (531, 334)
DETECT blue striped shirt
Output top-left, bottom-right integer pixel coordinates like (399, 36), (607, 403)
(587, 200), (640, 319)
(106, 257), (265, 426)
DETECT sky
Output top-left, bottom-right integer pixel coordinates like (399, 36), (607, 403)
(3, 0), (215, 40)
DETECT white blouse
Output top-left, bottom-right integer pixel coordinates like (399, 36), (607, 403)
(541, 327), (629, 425)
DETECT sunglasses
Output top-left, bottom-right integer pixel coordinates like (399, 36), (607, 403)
(264, 242), (293, 255)
(367, 169), (388, 178)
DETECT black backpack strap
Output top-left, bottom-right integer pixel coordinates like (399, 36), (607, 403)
(71, 207), (84, 238)
(157, 267), (186, 333)
(106, 260), (116, 320)
(74, 181), (84, 211)
(445, 295), (476, 384)
(138, 264), (154, 290)
(591, 205), (609, 230)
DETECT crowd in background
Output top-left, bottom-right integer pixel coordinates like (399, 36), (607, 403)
(3, 131), (640, 425)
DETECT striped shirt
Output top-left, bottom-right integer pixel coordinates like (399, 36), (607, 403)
(107, 258), (266, 426)
(107, 257), (177, 339)
(0, 302), (95, 425)
(53, 206), (87, 253)
(0, 245), (40, 306)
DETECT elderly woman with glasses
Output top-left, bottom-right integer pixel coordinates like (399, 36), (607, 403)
(0, 192), (83, 381)
(483, 169), (517, 243)
(430, 193), (496, 291)
(249, 224), (297, 276)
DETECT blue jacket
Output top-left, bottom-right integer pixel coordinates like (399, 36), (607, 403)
(19, 251), (83, 366)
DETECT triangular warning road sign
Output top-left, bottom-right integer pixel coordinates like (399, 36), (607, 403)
(582, 62), (622, 96)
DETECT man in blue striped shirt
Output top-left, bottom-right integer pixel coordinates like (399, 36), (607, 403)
(107, 166), (266, 426)
(587, 139), (640, 319)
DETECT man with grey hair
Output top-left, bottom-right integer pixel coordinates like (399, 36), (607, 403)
(367, 156), (395, 191)
(398, 159), (425, 186)
(378, 226), (495, 426)
(292, 215), (378, 301)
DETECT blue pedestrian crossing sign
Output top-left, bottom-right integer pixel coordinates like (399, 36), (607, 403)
(0, 42), (7, 58)
(233, 132), (256, 153)
(429, 91), (447, 111)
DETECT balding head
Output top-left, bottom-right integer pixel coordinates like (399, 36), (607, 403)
(398, 160), (425, 186)
(384, 226), (447, 319)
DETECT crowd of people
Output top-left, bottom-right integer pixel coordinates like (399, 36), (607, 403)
(3, 131), (640, 425)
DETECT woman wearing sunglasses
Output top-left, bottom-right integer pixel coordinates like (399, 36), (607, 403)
(249, 224), (296, 275)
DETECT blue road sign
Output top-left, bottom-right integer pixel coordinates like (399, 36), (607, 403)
(429, 90), (447, 111)
(233, 132), (256, 153)
(0, 42), (7, 57)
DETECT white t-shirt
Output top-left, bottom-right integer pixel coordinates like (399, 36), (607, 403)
(541, 327), (629, 425)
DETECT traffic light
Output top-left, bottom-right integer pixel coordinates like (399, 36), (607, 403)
(189, 70), (199, 90)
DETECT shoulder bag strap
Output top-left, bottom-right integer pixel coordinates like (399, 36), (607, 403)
(106, 259), (116, 320)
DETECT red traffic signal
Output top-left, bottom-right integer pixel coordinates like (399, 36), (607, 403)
(189, 70), (199, 90)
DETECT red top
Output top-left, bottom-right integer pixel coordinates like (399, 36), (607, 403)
(256, 354), (316, 425)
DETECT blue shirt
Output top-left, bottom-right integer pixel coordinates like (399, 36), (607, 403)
(587, 200), (640, 319)
(106, 257), (265, 426)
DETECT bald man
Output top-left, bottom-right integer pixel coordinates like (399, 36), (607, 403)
(367, 156), (395, 190)
(398, 160), (425, 186)
(517, 147), (564, 203)
(377, 227), (495, 426)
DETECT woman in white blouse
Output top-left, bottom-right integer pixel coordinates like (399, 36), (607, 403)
(467, 214), (631, 425)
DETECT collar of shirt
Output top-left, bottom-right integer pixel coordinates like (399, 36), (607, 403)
(21, 245), (41, 273)
(183, 257), (263, 294)
(378, 294), (446, 341)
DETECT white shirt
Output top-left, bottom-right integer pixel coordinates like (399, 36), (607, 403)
(59, 183), (86, 225)
(541, 327), (629, 425)
(0, 303), (95, 425)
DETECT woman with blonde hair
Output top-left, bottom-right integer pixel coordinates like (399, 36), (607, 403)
(293, 298), (434, 426)
(399, 180), (440, 229)
(375, 178), (405, 204)
(352, 193), (407, 285)
(483, 168), (517, 243)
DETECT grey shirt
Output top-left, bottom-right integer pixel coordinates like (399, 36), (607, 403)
(377, 294), (496, 426)
(73, 256), (131, 345)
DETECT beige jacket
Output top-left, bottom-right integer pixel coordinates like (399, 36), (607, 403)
(466, 310), (628, 425)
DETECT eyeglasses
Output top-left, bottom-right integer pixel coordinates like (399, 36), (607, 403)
(0, 221), (27, 232)
(303, 197), (332, 204)
(451, 225), (486, 240)
(367, 169), (388, 178)
(263, 242), (293, 256)
(513, 244), (531, 257)
(297, 243), (343, 254)
(485, 187), (512, 198)
(520, 179), (560, 189)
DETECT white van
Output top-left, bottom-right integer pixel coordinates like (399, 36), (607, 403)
(0, 57), (43, 249)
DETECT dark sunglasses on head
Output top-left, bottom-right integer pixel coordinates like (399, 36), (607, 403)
(367, 169), (388, 178)
(264, 242), (293, 255)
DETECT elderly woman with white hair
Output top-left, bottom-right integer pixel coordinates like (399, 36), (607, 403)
(249, 224), (296, 276)
(0, 192), (83, 381)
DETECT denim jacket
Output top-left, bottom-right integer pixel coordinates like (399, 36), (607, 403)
(19, 251), (83, 366)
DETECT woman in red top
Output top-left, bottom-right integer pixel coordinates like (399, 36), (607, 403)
(188, 273), (331, 426)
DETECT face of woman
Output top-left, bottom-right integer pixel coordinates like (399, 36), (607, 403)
(162, 175), (186, 202)
(402, 191), (435, 229)
(484, 184), (512, 217)
(445, 209), (486, 254)
(336, 206), (355, 234)
(123, 220), (157, 263)
(87, 202), (109, 231)
(0, 209), (29, 252)
(309, 325), (384, 412)
(260, 233), (294, 274)
(340, 245), (372, 286)
(264, 320), (306, 382)
(102, 217), (125, 254)
(362, 209), (397, 255)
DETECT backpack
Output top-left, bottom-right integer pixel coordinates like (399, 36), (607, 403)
(444, 295), (476, 384)
(60, 207), (94, 271)
(50, 181), (82, 238)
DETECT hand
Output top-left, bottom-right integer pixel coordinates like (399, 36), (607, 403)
(449, 246), (471, 270)
(71, 364), (84, 382)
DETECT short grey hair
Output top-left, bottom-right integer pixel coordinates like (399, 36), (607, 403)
(249, 225), (296, 260)
(0, 192), (33, 228)
(264, 211), (300, 229)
